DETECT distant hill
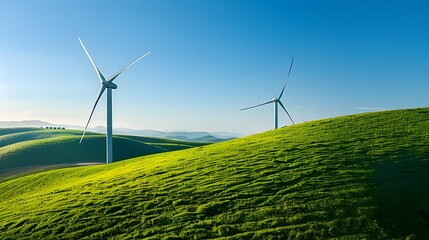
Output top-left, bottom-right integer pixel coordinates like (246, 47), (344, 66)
(0, 128), (207, 179)
(86, 127), (239, 143)
(1, 108), (429, 239)
(0, 120), (240, 143)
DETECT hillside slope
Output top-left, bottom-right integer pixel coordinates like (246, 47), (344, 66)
(0, 128), (206, 179)
(1, 108), (429, 239)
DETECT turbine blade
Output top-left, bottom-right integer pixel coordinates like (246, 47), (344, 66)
(287, 57), (294, 78)
(240, 100), (273, 111)
(107, 51), (151, 83)
(278, 100), (295, 125)
(278, 83), (287, 100)
(78, 37), (106, 83)
(79, 85), (107, 143)
(278, 57), (294, 99)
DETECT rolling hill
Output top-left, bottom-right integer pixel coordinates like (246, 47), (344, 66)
(0, 128), (207, 179)
(1, 108), (429, 239)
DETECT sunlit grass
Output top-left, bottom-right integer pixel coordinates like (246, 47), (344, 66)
(1, 108), (429, 239)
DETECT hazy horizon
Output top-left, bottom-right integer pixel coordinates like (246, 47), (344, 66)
(0, 119), (247, 136)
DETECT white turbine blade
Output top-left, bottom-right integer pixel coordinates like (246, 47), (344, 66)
(79, 85), (107, 143)
(278, 100), (295, 125)
(240, 100), (273, 111)
(278, 57), (294, 99)
(287, 57), (294, 78)
(78, 37), (106, 83)
(107, 51), (151, 83)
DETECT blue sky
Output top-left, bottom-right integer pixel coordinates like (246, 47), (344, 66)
(0, 1), (428, 134)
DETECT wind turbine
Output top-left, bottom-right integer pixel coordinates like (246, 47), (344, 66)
(78, 37), (150, 164)
(241, 57), (295, 129)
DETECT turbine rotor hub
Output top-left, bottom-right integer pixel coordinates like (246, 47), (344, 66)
(103, 81), (118, 89)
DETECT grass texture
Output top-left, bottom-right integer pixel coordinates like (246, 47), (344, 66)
(1, 108), (429, 239)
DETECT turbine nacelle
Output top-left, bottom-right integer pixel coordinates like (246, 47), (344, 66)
(103, 81), (117, 89)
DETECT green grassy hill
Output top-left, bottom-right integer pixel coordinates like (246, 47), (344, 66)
(0, 128), (206, 179)
(1, 108), (429, 239)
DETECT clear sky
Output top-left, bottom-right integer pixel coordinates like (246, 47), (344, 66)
(1, 0), (428, 134)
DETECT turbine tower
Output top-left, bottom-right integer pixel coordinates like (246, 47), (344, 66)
(241, 57), (295, 129)
(78, 38), (150, 164)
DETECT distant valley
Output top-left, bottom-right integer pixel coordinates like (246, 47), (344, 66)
(0, 127), (208, 179)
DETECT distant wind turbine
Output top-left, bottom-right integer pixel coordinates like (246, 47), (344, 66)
(78, 37), (150, 164)
(241, 57), (295, 129)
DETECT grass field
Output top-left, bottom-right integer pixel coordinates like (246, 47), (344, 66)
(1, 108), (429, 239)
(0, 128), (206, 179)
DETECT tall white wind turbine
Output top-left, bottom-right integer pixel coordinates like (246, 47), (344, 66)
(78, 38), (150, 164)
(241, 57), (295, 129)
